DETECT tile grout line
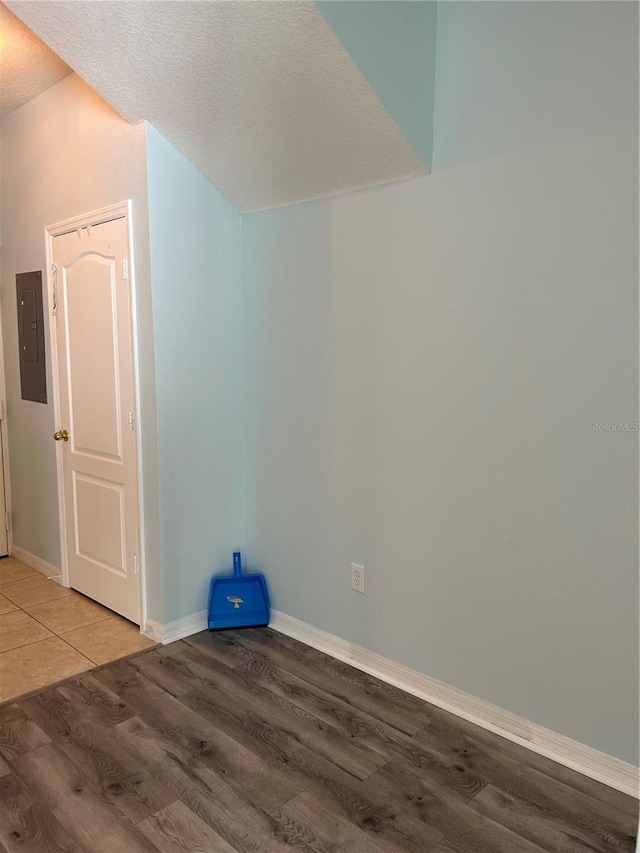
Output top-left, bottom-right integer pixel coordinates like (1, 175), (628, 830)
(0, 584), (75, 610)
(0, 577), (57, 656)
(24, 606), (117, 641)
(0, 573), (100, 684)
(0, 593), (98, 669)
(2, 569), (115, 641)
(0, 560), (158, 702)
(20, 591), (110, 667)
(11, 598), (74, 637)
(55, 631), (100, 667)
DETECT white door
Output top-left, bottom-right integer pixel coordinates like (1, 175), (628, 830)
(52, 215), (140, 623)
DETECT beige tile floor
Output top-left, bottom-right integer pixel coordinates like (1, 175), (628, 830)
(0, 557), (156, 703)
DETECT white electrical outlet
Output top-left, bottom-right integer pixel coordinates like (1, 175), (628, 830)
(351, 563), (365, 593)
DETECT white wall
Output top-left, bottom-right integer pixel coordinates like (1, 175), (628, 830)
(0, 73), (163, 620)
(146, 125), (244, 624)
(242, 1), (639, 764)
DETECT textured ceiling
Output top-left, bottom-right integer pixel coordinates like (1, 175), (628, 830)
(6, 0), (426, 211)
(0, 2), (70, 118)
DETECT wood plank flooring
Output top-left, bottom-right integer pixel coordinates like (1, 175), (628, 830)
(0, 626), (637, 852)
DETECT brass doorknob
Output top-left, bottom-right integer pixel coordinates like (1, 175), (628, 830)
(53, 429), (69, 442)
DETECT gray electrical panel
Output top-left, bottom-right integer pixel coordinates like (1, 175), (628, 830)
(16, 271), (47, 404)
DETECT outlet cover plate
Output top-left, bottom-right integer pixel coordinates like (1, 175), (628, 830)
(351, 563), (365, 593)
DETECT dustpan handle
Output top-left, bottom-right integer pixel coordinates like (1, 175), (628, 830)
(233, 551), (242, 577)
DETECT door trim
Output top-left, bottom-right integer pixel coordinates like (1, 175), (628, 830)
(0, 334), (13, 558)
(45, 200), (147, 627)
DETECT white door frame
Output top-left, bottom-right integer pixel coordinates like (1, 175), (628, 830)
(0, 237), (12, 558)
(45, 200), (147, 627)
(0, 326), (12, 558)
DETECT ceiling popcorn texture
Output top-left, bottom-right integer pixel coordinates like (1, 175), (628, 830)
(0, 2), (70, 118)
(6, 0), (427, 211)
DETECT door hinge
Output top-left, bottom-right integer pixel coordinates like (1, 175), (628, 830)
(4, 512), (9, 532)
(51, 263), (58, 316)
(122, 259), (129, 280)
(133, 554), (138, 575)
(128, 411), (135, 431)
(0, 401), (4, 420)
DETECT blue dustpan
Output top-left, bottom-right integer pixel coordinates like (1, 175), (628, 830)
(208, 551), (270, 630)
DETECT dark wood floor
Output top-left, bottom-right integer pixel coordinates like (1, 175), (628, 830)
(0, 627), (637, 852)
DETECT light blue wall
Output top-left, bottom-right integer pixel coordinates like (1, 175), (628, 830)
(146, 126), (244, 624)
(315, 1), (436, 166)
(242, 2), (638, 764)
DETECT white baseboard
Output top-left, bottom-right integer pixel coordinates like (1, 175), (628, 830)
(150, 610), (207, 645)
(10, 545), (62, 583)
(153, 606), (639, 799)
(269, 610), (639, 800)
(141, 619), (164, 643)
